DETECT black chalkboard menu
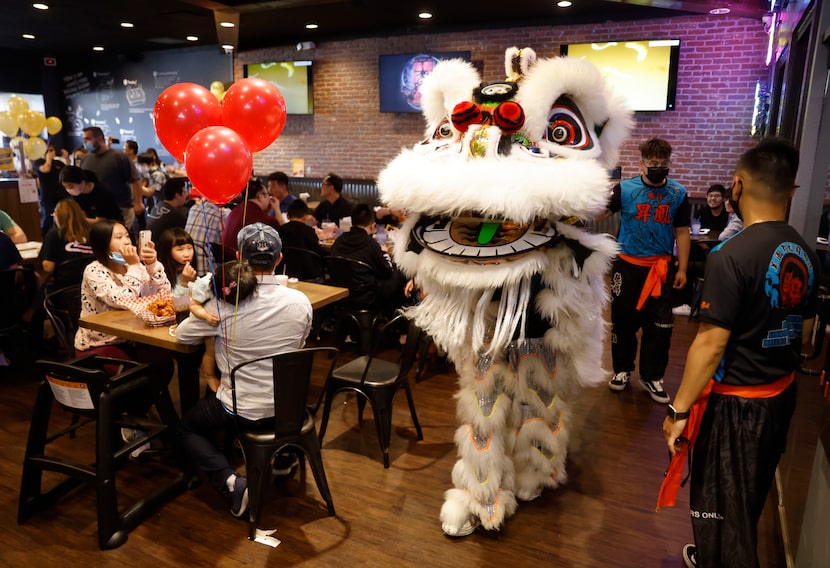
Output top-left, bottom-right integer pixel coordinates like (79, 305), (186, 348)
(62, 46), (232, 164)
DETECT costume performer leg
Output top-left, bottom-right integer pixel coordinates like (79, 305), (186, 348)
(638, 266), (676, 381)
(439, 233), (616, 536)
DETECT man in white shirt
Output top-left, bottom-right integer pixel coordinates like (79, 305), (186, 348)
(175, 223), (312, 518)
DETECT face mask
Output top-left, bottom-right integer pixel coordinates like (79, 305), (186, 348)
(730, 182), (743, 221)
(83, 141), (96, 152)
(109, 252), (127, 265)
(645, 167), (669, 185)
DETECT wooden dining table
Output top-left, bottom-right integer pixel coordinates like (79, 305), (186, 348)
(78, 280), (349, 354)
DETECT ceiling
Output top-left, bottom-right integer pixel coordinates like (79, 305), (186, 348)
(3, 0), (770, 56)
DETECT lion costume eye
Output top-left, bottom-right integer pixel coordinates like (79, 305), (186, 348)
(545, 97), (595, 150)
(433, 119), (455, 140)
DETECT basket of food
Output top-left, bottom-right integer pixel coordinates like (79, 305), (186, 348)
(119, 292), (177, 326)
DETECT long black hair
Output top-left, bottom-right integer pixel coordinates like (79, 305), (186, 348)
(156, 227), (195, 285)
(88, 220), (121, 265)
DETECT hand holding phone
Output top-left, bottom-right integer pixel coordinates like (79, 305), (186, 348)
(138, 230), (151, 251)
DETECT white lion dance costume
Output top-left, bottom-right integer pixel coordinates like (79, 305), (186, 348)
(377, 48), (633, 536)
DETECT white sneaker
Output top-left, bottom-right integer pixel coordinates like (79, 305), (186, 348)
(672, 304), (692, 316)
(640, 378), (670, 404)
(121, 427), (150, 458)
(608, 371), (630, 392)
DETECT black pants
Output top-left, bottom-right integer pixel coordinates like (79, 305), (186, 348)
(610, 257), (676, 381)
(690, 383), (797, 567)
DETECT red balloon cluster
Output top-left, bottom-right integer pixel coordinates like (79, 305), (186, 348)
(153, 79), (287, 204)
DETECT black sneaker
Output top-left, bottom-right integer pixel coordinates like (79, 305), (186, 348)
(682, 544), (697, 568)
(640, 378), (670, 404)
(608, 371), (630, 392)
(229, 475), (249, 517)
(272, 453), (300, 477)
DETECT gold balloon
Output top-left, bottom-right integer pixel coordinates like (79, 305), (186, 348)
(9, 136), (26, 154)
(24, 137), (47, 161)
(7, 96), (29, 119)
(45, 116), (63, 135)
(0, 111), (17, 137)
(209, 81), (225, 101)
(17, 110), (47, 137)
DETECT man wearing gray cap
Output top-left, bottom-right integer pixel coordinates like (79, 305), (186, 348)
(176, 222), (312, 518)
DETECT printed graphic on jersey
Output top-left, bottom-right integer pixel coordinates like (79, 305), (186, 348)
(764, 242), (814, 310)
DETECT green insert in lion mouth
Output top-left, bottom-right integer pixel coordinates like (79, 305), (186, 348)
(409, 214), (559, 262)
(478, 221), (500, 245)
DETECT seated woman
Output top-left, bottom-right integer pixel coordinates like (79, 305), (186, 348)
(39, 199), (94, 288)
(59, 166), (124, 225)
(75, 220), (174, 442)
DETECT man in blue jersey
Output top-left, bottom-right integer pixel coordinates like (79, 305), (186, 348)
(661, 137), (818, 568)
(605, 138), (691, 403)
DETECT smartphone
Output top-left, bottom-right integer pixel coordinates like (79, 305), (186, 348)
(138, 230), (151, 252)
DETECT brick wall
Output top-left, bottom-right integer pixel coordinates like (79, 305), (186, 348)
(235, 15), (769, 200)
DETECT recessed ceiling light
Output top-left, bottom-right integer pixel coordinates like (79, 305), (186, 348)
(221, 44), (234, 50)
(186, 35), (199, 41)
(306, 23), (318, 29)
(219, 21), (235, 28)
(93, 46), (104, 52)
(22, 34), (36, 40)
(709, 7), (730, 14)
(557, 0), (572, 7)
(120, 22), (134, 28)
(418, 12), (433, 19)
(32, 3), (49, 10)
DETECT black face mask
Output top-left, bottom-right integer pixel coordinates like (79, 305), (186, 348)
(645, 166), (669, 185)
(729, 182), (743, 221)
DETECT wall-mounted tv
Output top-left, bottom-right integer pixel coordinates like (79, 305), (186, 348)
(244, 60), (314, 115)
(560, 40), (680, 112)
(379, 51), (471, 113)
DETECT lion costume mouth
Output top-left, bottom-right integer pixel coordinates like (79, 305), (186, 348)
(409, 214), (558, 262)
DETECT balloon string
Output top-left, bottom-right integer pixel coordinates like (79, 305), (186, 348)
(199, 199), (232, 370)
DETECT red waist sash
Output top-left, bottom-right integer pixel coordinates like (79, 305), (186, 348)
(619, 254), (670, 311)
(656, 372), (795, 511)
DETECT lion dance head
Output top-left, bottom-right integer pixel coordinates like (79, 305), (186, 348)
(379, 47), (632, 360)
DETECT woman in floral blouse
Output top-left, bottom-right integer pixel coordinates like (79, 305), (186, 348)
(75, 220), (174, 417)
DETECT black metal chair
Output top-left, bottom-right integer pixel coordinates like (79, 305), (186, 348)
(0, 266), (36, 363)
(18, 355), (189, 550)
(279, 246), (325, 282)
(318, 314), (423, 468)
(210, 241), (232, 267)
(325, 255), (384, 354)
(52, 254), (95, 289)
(229, 347), (338, 540)
(43, 284), (82, 360)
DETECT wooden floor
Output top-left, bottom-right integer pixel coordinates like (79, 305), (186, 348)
(0, 315), (797, 567)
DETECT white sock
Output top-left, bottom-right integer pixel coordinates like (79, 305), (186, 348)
(226, 473), (237, 492)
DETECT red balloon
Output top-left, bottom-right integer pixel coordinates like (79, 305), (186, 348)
(184, 126), (252, 205)
(154, 83), (222, 162)
(221, 78), (287, 153)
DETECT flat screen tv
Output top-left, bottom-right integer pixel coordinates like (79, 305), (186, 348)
(379, 51), (471, 113)
(244, 60), (313, 115)
(560, 40), (680, 112)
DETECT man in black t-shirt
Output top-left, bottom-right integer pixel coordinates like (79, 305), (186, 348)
(694, 183), (728, 233)
(146, 178), (189, 242)
(662, 138), (819, 568)
(33, 145), (68, 236)
(313, 173), (353, 227)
